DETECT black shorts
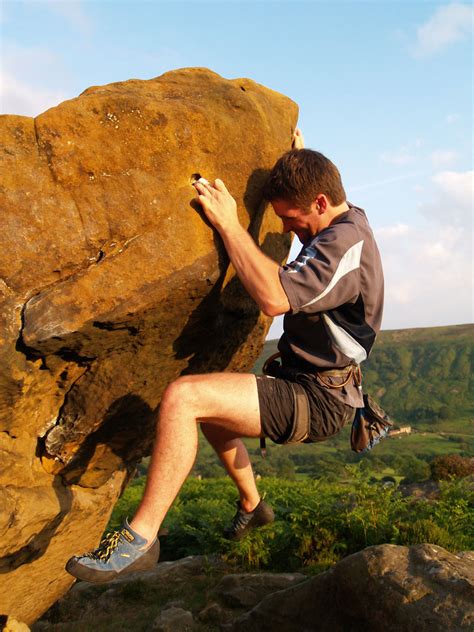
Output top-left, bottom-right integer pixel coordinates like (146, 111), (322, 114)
(256, 373), (355, 444)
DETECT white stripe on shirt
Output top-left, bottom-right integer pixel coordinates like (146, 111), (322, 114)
(322, 313), (368, 363)
(300, 240), (364, 309)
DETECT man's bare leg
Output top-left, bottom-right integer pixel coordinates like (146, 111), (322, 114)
(129, 373), (262, 543)
(200, 424), (261, 513)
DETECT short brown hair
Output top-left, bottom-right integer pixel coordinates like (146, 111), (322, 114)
(262, 149), (346, 209)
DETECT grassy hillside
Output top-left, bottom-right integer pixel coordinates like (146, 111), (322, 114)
(256, 323), (473, 430)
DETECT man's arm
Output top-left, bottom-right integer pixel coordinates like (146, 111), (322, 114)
(193, 178), (290, 317)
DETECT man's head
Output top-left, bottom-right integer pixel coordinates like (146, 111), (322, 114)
(262, 149), (348, 245)
(262, 148), (346, 211)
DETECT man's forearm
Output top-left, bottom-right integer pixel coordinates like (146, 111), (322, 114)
(220, 223), (290, 317)
(192, 177), (290, 316)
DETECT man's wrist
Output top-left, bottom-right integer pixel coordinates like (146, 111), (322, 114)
(218, 218), (245, 239)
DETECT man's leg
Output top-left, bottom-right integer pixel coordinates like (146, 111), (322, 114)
(200, 424), (261, 513)
(129, 372), (262, 543)
(65, 372), (268, 583)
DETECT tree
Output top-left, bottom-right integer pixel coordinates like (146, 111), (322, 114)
(437, 405), (450, 421)
(399, 455), (430, 483)
(430, 455), (474, 481)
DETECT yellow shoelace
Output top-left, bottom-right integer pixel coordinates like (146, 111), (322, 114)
(85, 530), (122, 561)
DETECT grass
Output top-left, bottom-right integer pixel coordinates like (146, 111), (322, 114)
(377, 432), (473, 457)
(106, 474), (474, 572)
(34, 562), (226, 632)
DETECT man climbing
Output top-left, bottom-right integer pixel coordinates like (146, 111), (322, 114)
(66, 130), (384, 583)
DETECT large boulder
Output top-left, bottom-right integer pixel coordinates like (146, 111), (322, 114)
(0, 67), (297, 623)
(230, 544), (474, 631)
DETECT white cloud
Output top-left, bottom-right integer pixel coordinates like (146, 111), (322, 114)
(376, 222), (472, 329)
(412, 3), (474, 58)
(430, 149), (457, 168)
(380, 139), (422, 167)
(348, 172), (425, 194)
(375, 224), (410, 238)
(376, 171), (473, 328)
(380, 149), (416, 167)
(378, 140), (460, 181)
(445, 113), (460, 125)
(0, 70), (67, 116)
(350, 173), (421, 194)
(419, 170), (473, 228)
(0, 44), (73, 116)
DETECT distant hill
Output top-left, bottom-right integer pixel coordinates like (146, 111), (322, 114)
(254, 324), (473, 428)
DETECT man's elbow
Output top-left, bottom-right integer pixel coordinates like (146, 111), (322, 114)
(261, 300), (291, 318)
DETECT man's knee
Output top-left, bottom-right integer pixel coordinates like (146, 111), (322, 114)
(160, 375), (200, 414)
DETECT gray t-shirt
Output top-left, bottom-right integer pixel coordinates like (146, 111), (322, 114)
(278, 204), (384, 408)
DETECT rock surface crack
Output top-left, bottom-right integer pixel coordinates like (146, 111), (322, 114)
(33, 117), (58, 184)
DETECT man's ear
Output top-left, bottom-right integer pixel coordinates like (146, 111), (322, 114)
(315, 194), (328, 213)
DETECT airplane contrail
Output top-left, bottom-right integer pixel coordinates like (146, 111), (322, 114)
(347, 171), (427, 193)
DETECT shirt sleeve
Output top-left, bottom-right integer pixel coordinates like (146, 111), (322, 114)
(279, 225), (364, 314)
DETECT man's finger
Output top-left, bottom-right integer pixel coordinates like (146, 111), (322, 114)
(292, 128), (305, 149)
(193, 181), (211, 196)
(214, 178), (228, 193)
(197, 194), (211, 210)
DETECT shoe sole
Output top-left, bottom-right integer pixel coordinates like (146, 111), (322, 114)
(65, 539), (160, 584)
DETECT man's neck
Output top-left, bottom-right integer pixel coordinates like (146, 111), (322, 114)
(320, 201), (350, 232)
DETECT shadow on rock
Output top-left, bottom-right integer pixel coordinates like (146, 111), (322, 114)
(58, 393), (156, 488)
(176, 169), (273, 375)
(0, 475), (73, 573)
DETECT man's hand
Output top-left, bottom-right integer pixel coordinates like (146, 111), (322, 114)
(193, 178), (239, 235)
(292, 128), (305, 149)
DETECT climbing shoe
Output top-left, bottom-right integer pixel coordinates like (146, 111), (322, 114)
(65, 519), (160, 584)
(224, 499), (275, 541)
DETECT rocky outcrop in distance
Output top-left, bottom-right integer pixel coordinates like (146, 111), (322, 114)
(0, 67), (298, 623)
(32, 544), (474, 631)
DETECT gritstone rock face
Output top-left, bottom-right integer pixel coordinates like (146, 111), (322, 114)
(0, 67), (298, 623)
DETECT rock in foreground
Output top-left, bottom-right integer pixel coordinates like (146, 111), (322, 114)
(231, 544), (474, 632)
(0, 67), (297, 623)
(32, 545), (474, 631)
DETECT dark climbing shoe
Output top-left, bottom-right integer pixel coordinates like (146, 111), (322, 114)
(224, 499), (275, 541)
(65, 519), (160, 584)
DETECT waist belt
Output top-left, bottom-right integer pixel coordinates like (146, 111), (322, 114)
(316, 365), (362, 389)
(262, 352), (362, 389)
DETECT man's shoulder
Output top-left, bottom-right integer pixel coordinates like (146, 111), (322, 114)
(330, 204), (374, 242)
(338, 204), (369, 228)
(312, 207), (364, 248)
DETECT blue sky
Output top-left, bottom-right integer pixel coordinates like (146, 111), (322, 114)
(1, 0), (472, 334)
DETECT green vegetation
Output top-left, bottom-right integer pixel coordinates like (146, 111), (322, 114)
(110, 471), (473, 572)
